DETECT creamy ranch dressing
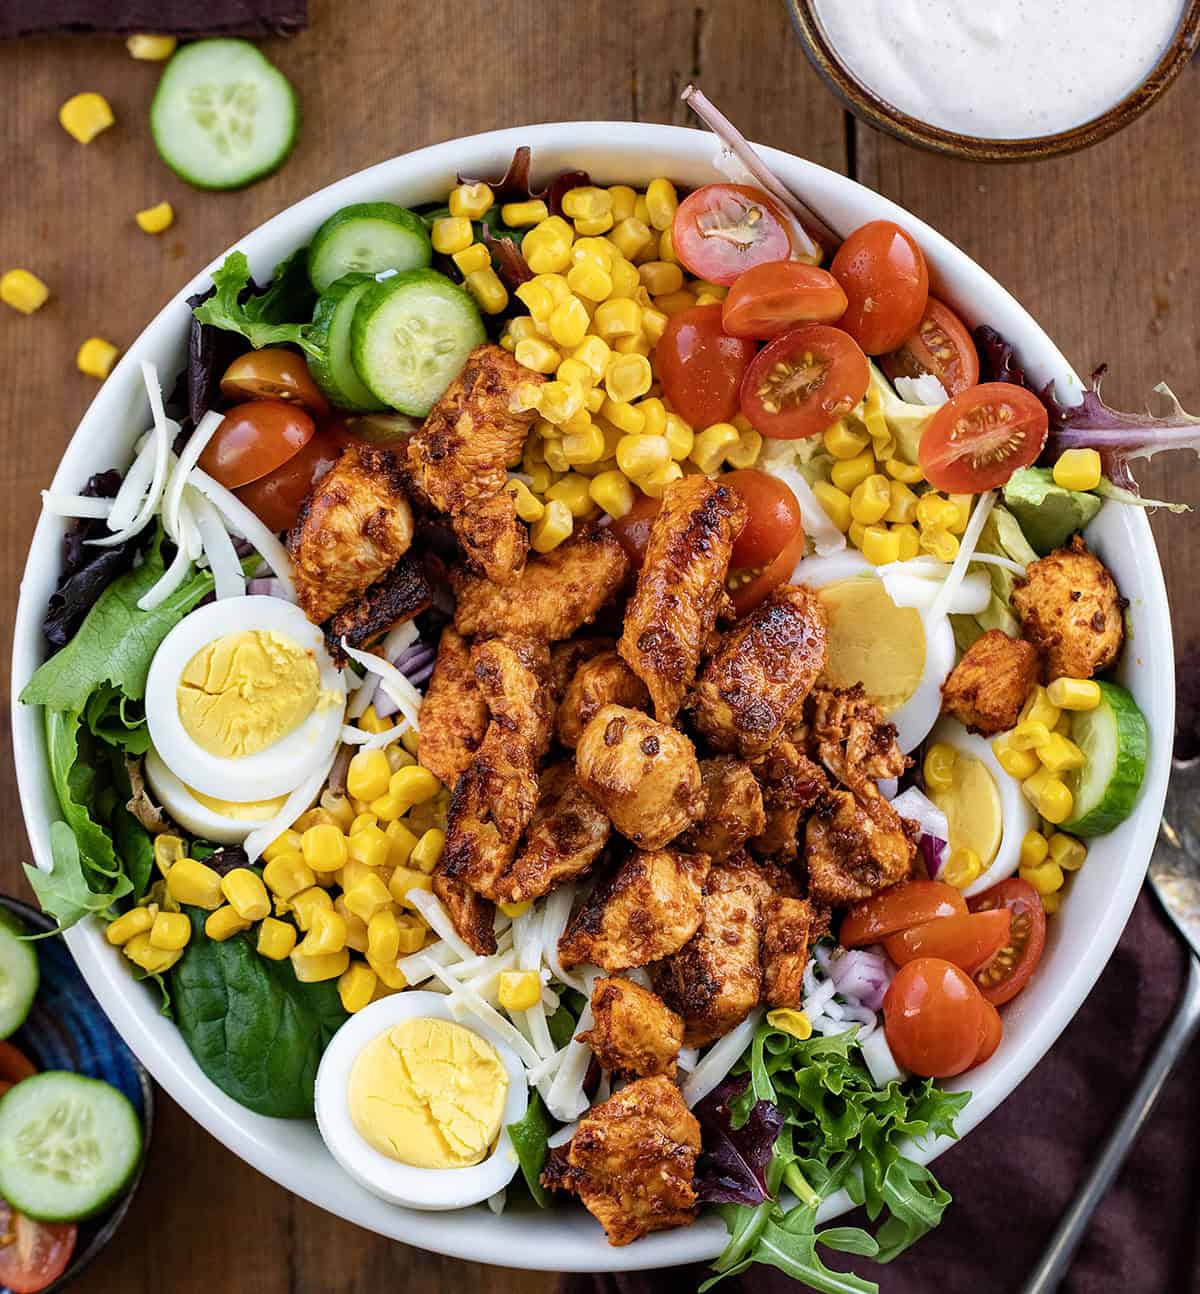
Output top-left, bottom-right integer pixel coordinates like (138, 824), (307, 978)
(812, 0), (1185, 139)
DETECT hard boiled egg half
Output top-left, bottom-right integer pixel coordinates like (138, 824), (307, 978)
(315, 991), (528, 1210)
(144, 596), (346, 843)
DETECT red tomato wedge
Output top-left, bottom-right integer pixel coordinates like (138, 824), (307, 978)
(0, 1205), (76, 1294)
(673, 184), (797, 286)
(220, 348), (330, 416)
(840, 880), (967, 948)
(730, 523), (808, 617)
(884, 908), (1012, 974)
(883, 957), (988, 1078)
(968, 878), (1047, 1005)
(234, 427), (346, 533)
(721, 262), (848, 339)
(0, 1042), (37, 1088)
(655, 305), (757, 429)
(740, 324), (870, 440)
(198, 399), (316, 490)
(830, 220), (929, 355)
(881, 298), (979, 397)
(974, 999), (1004, 1066)
(918, 382), (1049, 492)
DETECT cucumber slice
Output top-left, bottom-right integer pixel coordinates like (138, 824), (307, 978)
(351, 269), (485, 417)
(150, 39), (298, 191)
(0, 1072), (142, 1221)
(1062, 680), (1149, 836)
(306, 274), (387, 412)
(307, 204), (432, 295)
(0, 911), (37, 1041)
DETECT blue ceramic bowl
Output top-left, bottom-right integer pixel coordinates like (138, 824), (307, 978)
(0, 896), (152, 1293)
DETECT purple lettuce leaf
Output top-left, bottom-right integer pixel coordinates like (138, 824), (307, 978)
(458, 146), (589, 217)
(482, 222), (532, 289)
(694, 1074), (784, 1206)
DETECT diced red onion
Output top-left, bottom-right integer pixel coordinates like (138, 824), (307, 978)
(891, 787), (950, 878)
(248, 577), (290, 599)
(921, 834), (949, 879)
(828, 947), (892, 1012)
(327, 744), (353, 797)
(371, 640), (436, 718)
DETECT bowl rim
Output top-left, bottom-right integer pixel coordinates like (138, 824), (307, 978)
(785, 0), (1200, 161)
(8, 119), (1175, 1272)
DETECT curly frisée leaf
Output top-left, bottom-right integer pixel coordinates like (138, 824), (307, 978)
(192, 250), (323, 360)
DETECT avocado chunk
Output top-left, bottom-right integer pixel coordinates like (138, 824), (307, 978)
(1002, 467), (1102, 555)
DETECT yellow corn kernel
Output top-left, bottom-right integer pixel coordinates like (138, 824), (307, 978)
(919, 527), (959, 563)
(560, 421), (606, 466)
(543, 438), (570, 473)
(152, 834), (185, 877)
(885, 458), (925, 484)
(134, 201), (175, 235)
(537, 269), (573, 303)
(1020, 830), (1050, 869)
(262, 851), (315, 902)
(1020, 685), (1063, 731)
(166, 857), (223, 910)
(1041, 890), (1062, 915)
(498, 970), (542, 1013)
(569, 337), (608, 382)
(502, 477), (543, 523)
(515, 279), (555, 322)
(636, 261), (682, 297)
(603, 398), (646, 437)
(693, 292), (720, 306)
(662, 414), (694, 462)
(884, 480), (919, 525)
(915, 493), (958, 531)
(605, 354), (653, 404)
(544, 472), (594, 517)
(501, 198), (549, 227)
(357, 704), (392, 736)
(294, 808), (341, 833)
(1020, 860), (1065, 896)
(540, 379), (586, 426)
(574, 213), (614, 236)
(692, 280), (729, 301)
(923, 743), (958, 792)
(530, 499), (573, 552)
(106, 906), (156, 946)
(608, 256), (642, 301)
(860, 525), (901, 566)
(1053, 448), (1102, 493)
(315, 792), (352, 833)
(409, 828), (445, 875)
(893, 523), (921, 561)
(499, 900), (533, 919)
(613, 331), (650, 357)
(290, 886), (333, 932)
(297, 904), (347, 958)
(1021, 769), (1074, 824)
(218, 869), (269, 922)
(571, 237), (614, 270)
(992, 735), (1041, 781)
(566, 261), (613, 303)
(593, 298), (642, 340)
(389, 765), (440, 807)
(657, 228), (677, 263)
(367, 907), (402, 968)
(122, 932), (182, 975)
(1010, 720), (1052, 752)
(556, 358), (598, 394)
(0, 269), (50, 315)
(252, 917), (295, 961)
(341, 871), (391, 924)
(1045, 677), (1102, 711)
(505, 317), (541, 349)
(947, 494), (972, 534)
(850, 474), (891, 526)
(639, 462), (684, 498)
(449, 182), (494, 220)
(822, 420), (870, 461)
(765, 1008), (812, 1041)
(942, 846), (983, 889)
(514, 337), (562, 375)
(388, 866), (435, 909)
(395, 922), (426, 956)
(1037, 733), (1086, 773)
(645, 178), (678, 230)
(652, 289), (694, 316)
(687, 423), (737, 474)
(334, 896), (369, 953)
(801, 481), (849, 534)
(291, 946), (349, 984)
(77, 338), (120, 380)
(1048, 833), (1087, 871)
(847, 521), (867, 550)
(345, 750), (389, 804)
(301, 824), (348, 875)
(584, 388), (606, 417)
(126, 33), (176, 59)
(541, 302), (585, 354)
(830, 450), (876, 494)
(205, 905), (251, 942)
(616, 433), (671, 479)
(466, 267), (508, 314)
(562, 186), (613, 222)
(639, 307), (667, 346)
(609, 216), (653, 262)
(335, 961), (375, 1013)
(452, 242), (491, 276)
(430, 215), (473, 254)
(59, 92), (114, 143)
(633, 194), (652, 224)
(522, 228), (573, 276)
(607, 185), (637, 221)
(347, 823), (391, 870)
(582, 470), (631, 520)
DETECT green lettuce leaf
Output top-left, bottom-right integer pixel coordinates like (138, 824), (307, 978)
(192, 250), (322, 359)
(507, 1090), (553, 1208)
(24, 822), (130, 932)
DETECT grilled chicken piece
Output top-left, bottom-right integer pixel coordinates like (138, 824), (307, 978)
(748, 740), (829, 863)
(417, 627), (489, 790)
(325, 554), (431, 661)
(557, 847), (710, 972)
(689, 585), (828, 757)
(805, 782), (917, 906)
(574, 705), (702, 850)
(548, 636), (616, 703)
(681, 757), (766, 859)
(556, 651), (650, 748)
(443, 637), (552, 897)
(652, 855), (764, 1047)
(288, 443), (413, 624)
(1011, 534), (1124, 681)
(407, 344), (541, 584)
(808, 683), (909, 791)
(618, 476), (747, 723)
(490, 763), (610, 905)
(579, 977), (684, 1079)
(453, 527), (630, 642)
(432, 870), (497, 956)
(541, 1075), (700, 1246)
(762, 896), (814, 1010)
(941, 629), (1041, 736)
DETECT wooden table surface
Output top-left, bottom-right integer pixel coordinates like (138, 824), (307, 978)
(1, 2), (1197, 1290)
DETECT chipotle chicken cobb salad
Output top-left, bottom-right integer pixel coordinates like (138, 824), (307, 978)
(13, 102), (1181, 1287)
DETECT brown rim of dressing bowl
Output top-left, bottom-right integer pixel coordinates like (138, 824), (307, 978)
(786, 0), (1200, 161)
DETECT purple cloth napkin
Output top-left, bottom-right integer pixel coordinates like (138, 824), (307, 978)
(560, 892), (1200, 1294)
(0, 0), (305, 39)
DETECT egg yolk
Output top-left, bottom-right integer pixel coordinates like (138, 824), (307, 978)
(348, 1018), (508, 1169)
(188, 787), (289, 821)
(817, 578), (925, 713)
(177, 629), (319, 759)
(928, 752), (1003, 867)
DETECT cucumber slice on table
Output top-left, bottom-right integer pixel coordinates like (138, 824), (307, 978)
(1063, 680), (1149, 836)
(307, 274), (387, 412)
(307, 204), (433, 295)
(0, 911), (37, 1040)
(150, 39), (298, 191)
(0, 1072), (142, 1221)
(351, 269), (485, 417)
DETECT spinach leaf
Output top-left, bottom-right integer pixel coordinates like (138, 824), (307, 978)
(112, 801), (155, 902)
(24, 822), (130, 932)
(507, 1090), (553, 1208)
(192, 251), (322, 360)
(172, 908), (347, 1118)
(547, 1003), (577, 1050)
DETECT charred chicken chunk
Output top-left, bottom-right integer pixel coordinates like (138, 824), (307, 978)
(556, 651), (651, 748)
(805, 782), (917, 906)
(548, 636), (616, 703)
(689, 585), (828, 757)
(761, 896), (815, 1010)
(541, 1076), (700, 1246)
(288, 443), (413, 625)
(681, 757), (766, 859)
(618, 475), (747, 723)
(431, 870), (497, 956)
(808, 683), (909, 790)
(579, 977), (684, 1079)
(325, 554), (432, 661)
(574, 705), (703, 850)
(941, 629), (1041, 736)
(417, 627), (489, 791)
(557, 847), (710, 972)
(1011, 534), (1124, 681)
(747, 740), (829, 863)
(453, 527), (630, 642)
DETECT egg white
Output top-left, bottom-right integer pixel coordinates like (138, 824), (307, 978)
(143, 748), (284, 845)
(145, 595), (346, 802)
(790, 551), (955, 753)
(925, 716), (1038, 898)
(315, 991), (528, 1211)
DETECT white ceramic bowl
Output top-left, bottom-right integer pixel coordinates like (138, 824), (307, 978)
(10, 123), (1174, 1273)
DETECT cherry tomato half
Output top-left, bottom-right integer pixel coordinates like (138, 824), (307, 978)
(740, 324), (870, 440)
(881, 298), (979, 397)
(198, 400), (316, 491)
(234, 428), (346, 533)
(830, 220), (929, 355)
(729, 523), (808, 617)
(883, 957), (987, 1078)
(722, 469), (803, 567)
(220, 348), (330, 417)
(884, 908), (1012, 974)
(974, 999), (1004, 1066)
(968, 877), (1047, 1005)
(840, 880), (967, 948)
(673, 184), (797, 286)
(918, 382), (1049, 493)
(0, 1042), (37, 1088)
(656, 305), (757, 429)
(609, 492), (661, 569)
(0, 1206), (76, 1294)
(721, 262), (848, 339)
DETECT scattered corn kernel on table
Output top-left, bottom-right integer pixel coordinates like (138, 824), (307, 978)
(1, 1), (1198, 1290)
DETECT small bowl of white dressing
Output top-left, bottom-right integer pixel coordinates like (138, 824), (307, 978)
(788, 0), (1200, 160)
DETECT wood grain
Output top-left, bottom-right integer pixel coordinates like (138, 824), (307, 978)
(0, 2), (1194, 1290)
